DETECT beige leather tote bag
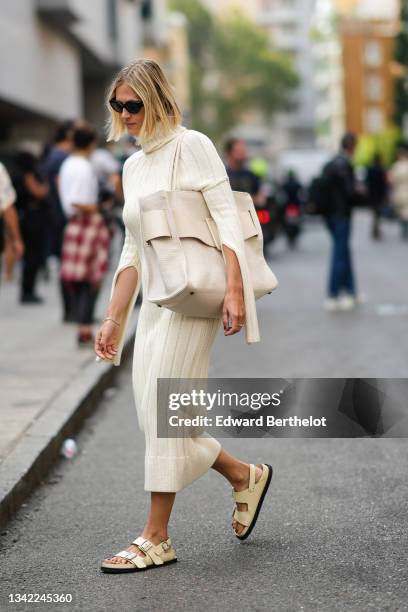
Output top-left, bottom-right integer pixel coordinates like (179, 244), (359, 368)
(138, 131), (278, 318)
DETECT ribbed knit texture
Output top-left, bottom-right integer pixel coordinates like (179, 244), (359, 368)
(108, 125), (261, 492)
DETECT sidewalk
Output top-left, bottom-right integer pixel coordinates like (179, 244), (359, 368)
(0, 233), (139, 526)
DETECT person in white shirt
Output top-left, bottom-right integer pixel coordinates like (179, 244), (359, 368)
(0, 162), (24, 284)
(59, 125), (110, 346)
(59, 149), (99, 220)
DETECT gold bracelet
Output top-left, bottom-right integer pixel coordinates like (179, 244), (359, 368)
(103, 317), (120, 327)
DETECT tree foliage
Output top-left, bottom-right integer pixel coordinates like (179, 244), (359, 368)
(354, 125), (401, 167)
(169, 0), (298, 143)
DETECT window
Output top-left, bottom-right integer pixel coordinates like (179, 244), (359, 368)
(365, 107), (385, 133)
(107, 0), (118, 41)
(141, 0), (153, 19)
(364, 41), (383, 67)
(366, 75), (383, 101)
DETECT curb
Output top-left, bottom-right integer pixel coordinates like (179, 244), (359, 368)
(0, 327), (135, 529)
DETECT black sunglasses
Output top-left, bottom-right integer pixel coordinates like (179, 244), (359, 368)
(109, 98), (144, 114)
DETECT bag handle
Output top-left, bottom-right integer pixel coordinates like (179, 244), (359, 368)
(169, 129), (186, 191)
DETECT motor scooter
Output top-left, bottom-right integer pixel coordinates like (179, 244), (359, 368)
(282, 201), (302, 248)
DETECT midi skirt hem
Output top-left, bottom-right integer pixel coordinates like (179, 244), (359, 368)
(144, 436), (222, 493)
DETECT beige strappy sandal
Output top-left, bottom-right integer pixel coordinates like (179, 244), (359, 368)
(100, 536), (177, 573)
(232, 463), (273, 540)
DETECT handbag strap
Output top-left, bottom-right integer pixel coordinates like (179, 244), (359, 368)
(169, 129), (187, 191)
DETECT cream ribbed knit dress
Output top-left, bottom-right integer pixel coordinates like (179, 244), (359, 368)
(109, 125), (260, 492)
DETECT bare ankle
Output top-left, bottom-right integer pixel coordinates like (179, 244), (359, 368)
(142, 528), (168, 542)
(230, 464), (250, 489)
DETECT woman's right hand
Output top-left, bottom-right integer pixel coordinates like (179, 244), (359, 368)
(94, 320), (120, 361)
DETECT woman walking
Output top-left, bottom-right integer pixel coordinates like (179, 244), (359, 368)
(96, 59), (272, 572)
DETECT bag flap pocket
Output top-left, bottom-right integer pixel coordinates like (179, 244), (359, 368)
(141, 209), (172, 243)
(240, 209), (260, 240)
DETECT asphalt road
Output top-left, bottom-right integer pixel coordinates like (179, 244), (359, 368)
(1, 212), (407, 612)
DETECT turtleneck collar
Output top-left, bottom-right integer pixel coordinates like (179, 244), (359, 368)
(138, 124), (187, 154)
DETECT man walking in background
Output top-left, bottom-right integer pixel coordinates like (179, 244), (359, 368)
(224, 138), (264, 205)
(13, 151), (49, 304)
(42, 120), (75, 320)
(323, 133), (359, 312)
(42, 120), (74, 259)
(365, 153), (388, 241)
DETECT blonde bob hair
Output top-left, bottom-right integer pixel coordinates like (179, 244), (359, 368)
(105, 58), (182, 144)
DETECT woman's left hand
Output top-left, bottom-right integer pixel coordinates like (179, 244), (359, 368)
(223, 286), (245, 336)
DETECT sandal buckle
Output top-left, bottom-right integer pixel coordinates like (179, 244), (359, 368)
(162, 541), (170, 551)
(139, 540), (153, 552)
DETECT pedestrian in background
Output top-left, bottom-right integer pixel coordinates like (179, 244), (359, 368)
(365, 153), (388, 241)
(281, 170), (304, 209)
(91, 139), (123, 204)
(91, 139), (125, 249)
(323, 133), (359, 312)
(224, 138), (264, 205)
(389, 143), (408, 241)
(59, 124), (110, 347)
(42, 120), (75, 320)
(0, 162), (24, 285)
(42, 120), (75, 258)
(225, 138), (273, 253)
(13, 151), (49, 304)
(279, 169), (304, 249)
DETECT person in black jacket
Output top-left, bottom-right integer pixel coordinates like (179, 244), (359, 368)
(365, 153), (388, 240)
(42, 120), (75, 319)
(324, 133), (359, 311)
(224, 138), (261, 199)
(13, 152), (49, 304)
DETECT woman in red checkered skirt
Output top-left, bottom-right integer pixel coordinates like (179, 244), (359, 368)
(59, 124), (111, 347)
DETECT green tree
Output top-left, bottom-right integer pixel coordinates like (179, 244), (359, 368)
(169, 0), (298, 143)
(354, 126), (401, 167)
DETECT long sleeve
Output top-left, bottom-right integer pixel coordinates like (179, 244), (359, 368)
(109, 226), (142, 366)
(178, 130), (260, 343)
(108, 156), (142, 366)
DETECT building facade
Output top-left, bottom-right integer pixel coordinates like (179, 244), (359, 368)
(339, 17), (397, 136)
(0, 0), (190, 152)
(334, 0), (399, 137)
